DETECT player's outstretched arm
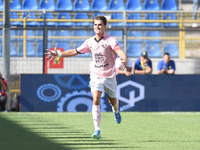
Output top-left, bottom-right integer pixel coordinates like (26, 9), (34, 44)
(45, 47), (79, 60)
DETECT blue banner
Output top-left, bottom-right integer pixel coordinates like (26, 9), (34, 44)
(20, 74), (200, 112)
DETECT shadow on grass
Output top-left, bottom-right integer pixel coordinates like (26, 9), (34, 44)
(0, 115), (72, 150)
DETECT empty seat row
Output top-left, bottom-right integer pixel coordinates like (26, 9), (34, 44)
(1, 0), (178, 11)
(0, 42), (179, 58)
(5, 12), (178, 28)
(127, 43), (179, 58)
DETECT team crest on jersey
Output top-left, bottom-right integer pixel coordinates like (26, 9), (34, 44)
(102, 44), (108, 49)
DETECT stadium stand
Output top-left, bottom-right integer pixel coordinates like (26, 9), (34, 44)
(127, 43), (143, 57)
(74, 0), (90, 11)
(17, 30), (35, 42)
(56, 0), (73, 11)
(38, 12), (55, 27)
(36, 30), (53, 42)
(0, 0), (3, 10)
(10, 12), (20, 26)
(72, 30), (88, 50)
(144, 13), (160, 27)
(144, 31), (161, 43)
(162, 13), (178, 27)
(110, 13), (124, 27)
(163, 43), (179, 58)
(10, 42), (17, 57)
(56, 42), (70, 51)
(0, 15), (2, 26)
(18, 42), (35, 57)
(91, 0), (107, 11)
(73, 13), (90, 27)
(10, 0), (21, 10)
(54, 30), (70, 42)
(10, 30), (18, 42)
(22, 0), (38, 10)
(21, 12), (37, 26)
(161, 0), (178, 11)
(56, 13), (73, 27)
(127, 13), (143, 27)
(143, 0), (160, 10)
(145, 43), (161, 58)
(36, 42), (51, 57)
(39, 0), (55, 10)
(127, 31), (143, 43)
(0, 42), (17, 57)
(126, 0), (142, 10)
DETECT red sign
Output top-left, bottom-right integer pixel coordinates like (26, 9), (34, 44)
(45, 48), (64, 74)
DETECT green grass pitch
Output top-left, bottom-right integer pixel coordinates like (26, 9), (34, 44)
(0, 112), (200, 150)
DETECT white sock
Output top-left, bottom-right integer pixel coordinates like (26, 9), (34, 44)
(92, 105), (101, 131)
(111, 99), (119, 114)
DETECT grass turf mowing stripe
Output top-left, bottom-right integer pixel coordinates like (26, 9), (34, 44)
(0, 112), (200, 150)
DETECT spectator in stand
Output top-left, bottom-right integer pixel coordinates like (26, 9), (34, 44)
(134, 52), (152, 74)
(192, 0), (200, 27)
(0, 73), (8, 111)
(157, 52), (176, 74)
(115, 54), (133, 77)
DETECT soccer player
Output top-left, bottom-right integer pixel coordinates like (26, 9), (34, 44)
(46, 15), (127, 140)
(157, 52), (176, 74)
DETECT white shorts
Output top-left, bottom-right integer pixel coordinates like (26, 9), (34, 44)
(89, 76), (117, 98)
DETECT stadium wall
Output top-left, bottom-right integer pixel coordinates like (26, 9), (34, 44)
(20, 74), (200, 112)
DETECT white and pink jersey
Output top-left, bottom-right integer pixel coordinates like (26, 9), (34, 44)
(76, 34), (121, 78)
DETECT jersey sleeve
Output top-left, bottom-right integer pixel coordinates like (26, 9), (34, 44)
(76, 39), (91, 54)
(170, 60), (176, 70)
(148, 59), (152, 68)
(109, 37), (122, 52)
(134, 59), (140, 70)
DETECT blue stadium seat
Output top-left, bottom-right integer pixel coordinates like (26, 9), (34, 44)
(161, 0), (177, 11)
(0, 43), (18, 57)
(144, 31), (161, 43)
(127, 13), (143, 27)
(21, 12), (37, 26)
(38, 12), (55, 27)
(162, 13), (178, 28)
(74, 0), (90, 11)
(143, 0), (160, 11)
(18, 42), (35, 57)
(54, 30), (70, 42)
(144, 13), (160, 27)
(56, 0), (73, 10)
(10, 30), (17, 42)
(36, 30), (53, 42)
(108, 30), (123, 48)
(72, 30), (88, 49)
(0, 30), (2, 42)
(73, 13), (90, 27)
(39, 0), (55, 10)
(127, 31), (143, 43)
(127, 43), (143, 57)
(56, 13), (72, 27)
(126, 0), (142, 10)
(163, 43), (179, 58)
(10, 0), (21, 10)
(17, 30), (35, 42)
(10, 42), (17, 57)
(36, 42), (51, 57)
(109, 0), (125, 10)
(110, 13), (124, 27)
(56, 42), (70, 50)
(91, 12), (105, 26)
(91, 0), (107, 11)
(0, 0), (3, 10)
(10, 12), (20, 26)
(145, 43), (161, 57)
(22, 0), (38, 10)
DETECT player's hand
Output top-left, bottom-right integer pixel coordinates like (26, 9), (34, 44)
(45, 47), (58, 61)
(121, 59), (127, 70)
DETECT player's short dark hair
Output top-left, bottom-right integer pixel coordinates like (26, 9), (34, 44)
(164, 52), (170, 56)
(93, 15), (107, 25)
